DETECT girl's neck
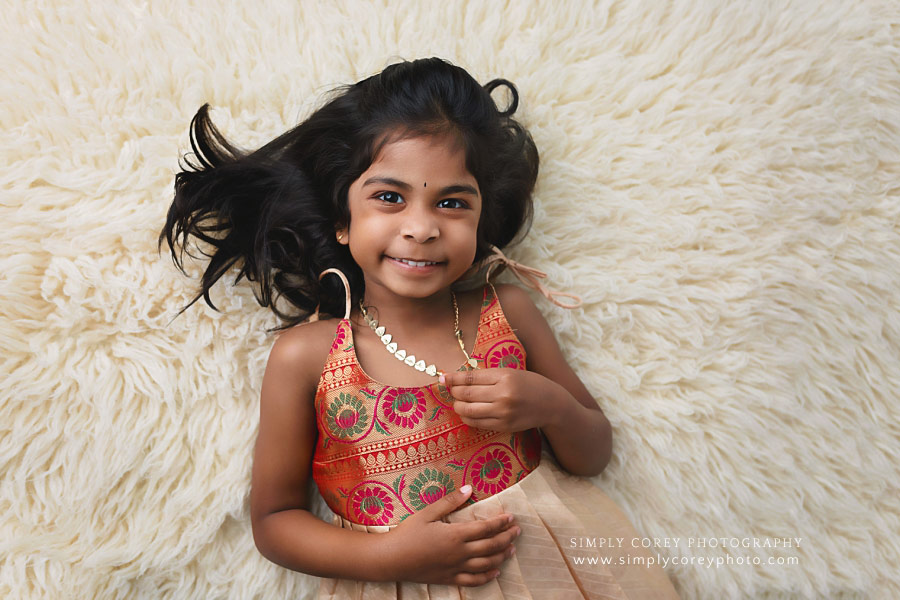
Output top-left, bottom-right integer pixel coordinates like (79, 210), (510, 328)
(360, 287), (455, 330)
(351, 285), (477, 388)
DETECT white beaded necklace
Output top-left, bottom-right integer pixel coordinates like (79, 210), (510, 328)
(358, 292), (478, 378)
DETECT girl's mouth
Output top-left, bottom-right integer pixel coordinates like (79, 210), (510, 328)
(387, 256), (441, 268)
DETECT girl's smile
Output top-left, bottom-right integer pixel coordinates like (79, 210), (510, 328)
(386, 256), (442, 270)
(338, 131), (482, 302)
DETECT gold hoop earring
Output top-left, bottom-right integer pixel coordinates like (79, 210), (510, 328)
(337, 232), (344, 242)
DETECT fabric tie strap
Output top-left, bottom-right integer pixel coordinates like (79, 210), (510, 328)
(309, 268), (352, 322)
(481, 246), (582, 309)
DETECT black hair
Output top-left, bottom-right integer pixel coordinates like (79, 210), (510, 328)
(158, 57), (539, 330)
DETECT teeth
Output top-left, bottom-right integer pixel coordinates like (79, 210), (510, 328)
(394, 257), (437, 267)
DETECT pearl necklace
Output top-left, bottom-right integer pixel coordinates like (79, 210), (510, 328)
(358, 293), (478, 378)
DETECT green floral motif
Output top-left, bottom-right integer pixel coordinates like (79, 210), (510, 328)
(326, 392), (369, 439)
(428, 383), (454, 407)
(499, 354), (521, 368)
(408, 467), (455, 510)
(392, 473), (406, 497)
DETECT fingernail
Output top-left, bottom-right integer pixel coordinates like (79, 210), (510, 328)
(516, 527), (522, 537)
(438, 373), (445, 384)
(510, 546), (516, 556)
(493, 570), (501, 579)
(507, 515), (513, 523)
(461, 484), (472, 495)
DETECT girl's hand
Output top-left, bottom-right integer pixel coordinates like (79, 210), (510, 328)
(441, 368), (566, 432)
(384, 485), (521, 586)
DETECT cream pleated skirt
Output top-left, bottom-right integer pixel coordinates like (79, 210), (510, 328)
(316, 451), (680, 599)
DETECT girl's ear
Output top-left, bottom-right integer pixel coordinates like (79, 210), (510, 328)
(336, 227), (349, 245)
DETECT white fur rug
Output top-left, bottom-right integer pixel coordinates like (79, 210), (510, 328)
(2, 1), (898, 598)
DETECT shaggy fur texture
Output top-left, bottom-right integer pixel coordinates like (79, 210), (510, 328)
(2, 1), (898, 598)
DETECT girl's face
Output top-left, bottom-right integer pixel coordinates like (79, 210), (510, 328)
(339, 132), (482, 302)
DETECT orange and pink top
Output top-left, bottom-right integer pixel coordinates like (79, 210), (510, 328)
(311, 285), (542, 526)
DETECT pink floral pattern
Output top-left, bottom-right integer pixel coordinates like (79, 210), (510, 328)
(380, 387), (426, 429)
(349, 484), (396, 525)
(330, 323), (347, 353)
(470, 447), (514, 495)
(486, 341), (526, 370)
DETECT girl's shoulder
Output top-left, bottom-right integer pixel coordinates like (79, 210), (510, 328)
(490, 283), (558, 356)
(491, 283), (544, 328)
(267, 317), (343, 388)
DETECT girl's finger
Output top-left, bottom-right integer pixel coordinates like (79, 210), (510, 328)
(460, 548), (511, 575)
(441, 368), (503, 388)
(458, 513), (515, 542)
(452, 400), (496, 419)
(465, 523), (521, 556)
(455, 569), (501, 587)
(448, 382), (495, 403)
(449, 377), (512, 403)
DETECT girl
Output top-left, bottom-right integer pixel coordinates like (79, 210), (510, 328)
(160, 57), (679, 598)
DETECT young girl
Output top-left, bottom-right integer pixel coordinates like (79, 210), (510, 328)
(160, 57), (680, 598)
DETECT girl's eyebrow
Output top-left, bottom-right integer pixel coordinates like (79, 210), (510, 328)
(362, 176), (479, 197)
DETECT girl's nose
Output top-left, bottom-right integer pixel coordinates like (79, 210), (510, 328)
(401, 207), (439, 243)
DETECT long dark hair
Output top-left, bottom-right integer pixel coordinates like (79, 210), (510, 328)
(159, 57), (539, 330)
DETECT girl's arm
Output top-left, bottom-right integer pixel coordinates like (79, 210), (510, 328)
(250, 322), (391, 580)
(250, 322), (520, 585)
(444, 284), (613, 477)
(501, 284), (613, 476)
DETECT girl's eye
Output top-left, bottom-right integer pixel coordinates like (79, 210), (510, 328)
(375, 191), (403, 204)
(437, 198), (468, 209)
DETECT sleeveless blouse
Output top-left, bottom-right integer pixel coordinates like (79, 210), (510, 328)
(311, 285), (543, 526)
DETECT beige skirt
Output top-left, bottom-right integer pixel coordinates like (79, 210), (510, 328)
(317, 451), (680, 599)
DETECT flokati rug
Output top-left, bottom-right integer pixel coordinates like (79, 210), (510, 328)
(2, 1), (898, 598)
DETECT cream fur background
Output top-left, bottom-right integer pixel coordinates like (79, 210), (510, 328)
(2, 0), (898, 598)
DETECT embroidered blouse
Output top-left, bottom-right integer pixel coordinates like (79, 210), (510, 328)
(310, 285), (542, 526)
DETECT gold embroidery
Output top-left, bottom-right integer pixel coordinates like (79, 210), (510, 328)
(311, 286), (541, 525)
